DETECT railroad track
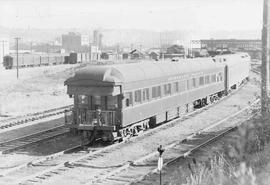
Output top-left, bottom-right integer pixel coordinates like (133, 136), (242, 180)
(0, 80), (257, 185)
(94, 99), (260, 185)
(0, 70), (259, 184)
(0, 105), (72, 132)
(0, 125), (70, 155)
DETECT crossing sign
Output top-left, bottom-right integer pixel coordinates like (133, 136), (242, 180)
(157, 145), (165, 185)
(158, 157), (163, 171)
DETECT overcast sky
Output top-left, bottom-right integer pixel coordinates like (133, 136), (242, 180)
(0, 0), (263, 31)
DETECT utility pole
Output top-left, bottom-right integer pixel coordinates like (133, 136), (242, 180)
(89, 37), (92, 62)
(47, 43), (49, 62)
(262, 0), (270, 116)
(0, 40), (7, 57)
(14, 37), (20, 79)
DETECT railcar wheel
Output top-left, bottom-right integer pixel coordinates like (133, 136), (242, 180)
(101, 131), (114, 143)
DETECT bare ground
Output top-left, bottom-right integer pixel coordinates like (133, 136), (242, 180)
(0, 64), (85, 117)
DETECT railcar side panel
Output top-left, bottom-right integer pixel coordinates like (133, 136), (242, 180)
(121, 82), (224, 127)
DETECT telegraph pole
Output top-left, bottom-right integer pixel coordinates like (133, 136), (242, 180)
(262, 0), (270, 116)
(14, 37), (20, 79)
(30, 41), (33, 54)
(0, 40), (7, 57)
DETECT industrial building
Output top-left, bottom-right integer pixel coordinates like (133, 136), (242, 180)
(191, 39), (261, 59)
(93, 30), (103, 50)
(62, 32), (81, 52)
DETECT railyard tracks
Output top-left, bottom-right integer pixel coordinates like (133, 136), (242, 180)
(0, 105), (72, 131)
(0, 81), (256, 185)
(0, 125), (70, 155)
(90, 99), (260, 185)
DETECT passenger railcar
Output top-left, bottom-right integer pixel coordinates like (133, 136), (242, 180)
(64, 53), (250, 143)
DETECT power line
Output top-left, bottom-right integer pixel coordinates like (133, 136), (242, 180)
(261, 0), (270, 116)
(14, 37), (20, 79)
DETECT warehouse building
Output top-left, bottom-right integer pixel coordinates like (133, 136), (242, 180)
(62, 32), (81, 52)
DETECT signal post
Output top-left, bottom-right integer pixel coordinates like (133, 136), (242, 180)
(157, 145), (165, 185)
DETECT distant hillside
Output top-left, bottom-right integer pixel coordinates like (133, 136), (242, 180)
(0, 26), (261, 48)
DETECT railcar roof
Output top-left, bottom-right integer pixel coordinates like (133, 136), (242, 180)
(65, 57), (224, 86)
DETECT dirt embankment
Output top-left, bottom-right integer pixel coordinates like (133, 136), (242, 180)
(0, 64), (85, 117)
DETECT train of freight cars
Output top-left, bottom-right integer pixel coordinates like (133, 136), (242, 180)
(64, 52), (250, 144)
(2, 52), (90, 69)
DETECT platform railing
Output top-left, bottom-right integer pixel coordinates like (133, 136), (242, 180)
(65, 109), (115, 126)
(64, 109), (74, 125)
(84, 110), (115, 126)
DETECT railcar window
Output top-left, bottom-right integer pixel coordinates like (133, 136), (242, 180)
(142, 88), (150, 101)
(157, 86), (161, 97)
(205, 75), (210, 84)
(101, 96), (107, 109)
(125, 92), (133, 107)
(199, 76), (204, 86)
(218, 72), (223, 81)
(152, 86), (161, 99)
(211, 74), (217, 83)
(92, 96), (101, 109)
(179, 81), (186, 92)
(152, 87), (156, 98)
(192, 78), (196, 88)
(187, 80), (190, 90)
(107, 96), (118, 109)
(174, 82), (179, 93)
(164, 84), (171, 96)
(135, 90), (142, 103)
(78, 95), (88, 105)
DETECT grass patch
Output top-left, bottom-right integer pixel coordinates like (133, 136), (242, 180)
(182, 114), (270, 185)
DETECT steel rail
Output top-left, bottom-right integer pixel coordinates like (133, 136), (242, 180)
(0, 105), (72, 131)
(6, 76), (255, 185)
(0, 143), (84, 177)
(0, 126), (69, 155)
(90, 99), (260, 185)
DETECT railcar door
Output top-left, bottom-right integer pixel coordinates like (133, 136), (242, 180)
(77, 95), (89, 124)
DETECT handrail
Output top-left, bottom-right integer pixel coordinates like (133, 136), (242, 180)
(65, 109), (115, 126)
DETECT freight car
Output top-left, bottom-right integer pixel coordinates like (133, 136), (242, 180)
(3, 55), (13, 69)
(3, 53), (69, 69)
(63, 52), (90, 64)
(64, 53), (250, 143)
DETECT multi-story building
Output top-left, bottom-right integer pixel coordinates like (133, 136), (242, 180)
(93, 30), (103, 49)
(62, 32), (81, 52)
